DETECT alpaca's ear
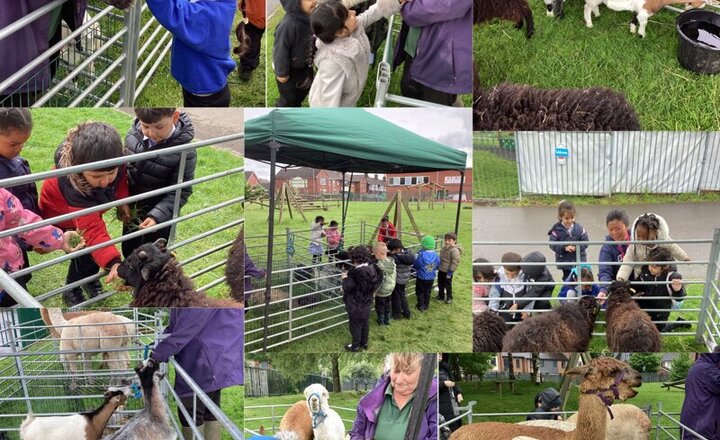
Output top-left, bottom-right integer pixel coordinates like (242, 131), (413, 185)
(154, 238), (167, 251)
(565, 364), (594, 378)
(141, 267), (152, 281)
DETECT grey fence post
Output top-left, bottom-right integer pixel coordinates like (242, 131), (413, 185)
(288, 267), (294, 343)
(8, 318), (33, 414)
(286, 227), (292, 268)
(514, 132), (523, 201)
(655, 401), (662, 440)
(120, 1), (142, 106)
(697, 228), (720, 346)
(696, 132), (711, 195)
(466, 400), (476, 425)
(168, 151), (189, 245)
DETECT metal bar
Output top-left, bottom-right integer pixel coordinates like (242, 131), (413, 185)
(68, 54), (125, 107)
(120, 1), (142, 105)
(454, 170), (464, 235)
(168, 151), (189, 245)
(0, 0), (67, 42)
(0, 270), (42, 307)
(263, 142), (279, 351)
(698, 228), (720, 343)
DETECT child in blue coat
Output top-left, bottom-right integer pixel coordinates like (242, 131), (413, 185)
(413, 235), (440, 312)
(548, 200), (588, 281)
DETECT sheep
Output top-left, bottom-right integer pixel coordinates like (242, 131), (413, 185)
(304, 384), (345, 440)
(20, 386), (130, 440)
(118, 238), (242, 308)
(449, 357), (643, 440)
(225, 227), (245, 305)
(604, 280), (662, 352)
(473, 0), (535, 39)
(473, 310), (507, 352)
(106, 359), (176, 440)
(518, 404), (652, 439)
(584, 0), (705, 37)
(278, 401), (314, 440)
(501, 295), (600, 353)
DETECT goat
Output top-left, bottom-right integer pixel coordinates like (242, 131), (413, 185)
(584, 0), (706, 37)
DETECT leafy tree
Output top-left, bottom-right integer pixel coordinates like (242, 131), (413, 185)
(670, 353), (692, 381)
(455, 353), (494, 381)
(628, 353), (661, 373)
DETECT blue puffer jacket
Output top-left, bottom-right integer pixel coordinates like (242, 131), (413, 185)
(413, 249), (440, 281)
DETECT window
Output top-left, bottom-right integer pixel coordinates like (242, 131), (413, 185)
(320, 178), (327, 185)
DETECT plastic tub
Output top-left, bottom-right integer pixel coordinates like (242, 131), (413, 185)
(676, 9), (720, 74)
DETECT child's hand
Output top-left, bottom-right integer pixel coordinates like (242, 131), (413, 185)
(597, 290), (607, 305)
(671, 278), (683, 291)
(139, 217), (157, 230)
(33, 246), (53, 255)
(105, 263), (121, 283)
(446, 271), (453, 279)
(509, 304), (518, 311)
(565, 245), (575, 253)
(277, 76), (289, 83)
(117, 204), (131, 223)
(521, 312), (530, 320)
(61, 231), (85, 253)
(341, 272), (348, 280)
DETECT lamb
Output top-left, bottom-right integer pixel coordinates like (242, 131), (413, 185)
(106, 359), (176, 440)
(20, 386), (130, 440)
(118, 238), (242, 308)
(473, 0), (535, 39)
(502, 295), (600, 352)
(604, 280), (662, 352)
(518, 404), (652, 439)
(277, 401), (314, 440)
(449, 357), (643, 440)
(584, 0), (705, 37)
(304, 384), (345, 440)
(225, 227), (245, 305)
(473, 310), (507, 352)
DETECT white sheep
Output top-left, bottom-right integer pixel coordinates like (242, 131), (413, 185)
(583, 0), (706, 37)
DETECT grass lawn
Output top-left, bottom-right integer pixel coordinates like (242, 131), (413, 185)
(244, 201), (473, 353)
(244, 390), (364, 437)
(7, 108), (243, 307)
(474, 1), (720, 130)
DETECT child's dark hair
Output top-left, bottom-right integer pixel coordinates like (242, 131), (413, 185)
(66, 122), (123, 171)
(501, 252), (522, 272)
(606, 208), (629, 226)
(348, 245), (372, 264)
(0, 108), (32, 134)
(444, 232), (457, 241)
(311, 0), (349, 44)
(134, 108), (177, 123)
(636, 213), (660, 233)
(648, 247), (672, 263)
(580, 267), (594, 281)
(387, 239), (404, 252)
(329, 220), (338, 227)
(558, 200), (576, 219)
(315, 215), (325, 223)
(473, 257), (495, 281)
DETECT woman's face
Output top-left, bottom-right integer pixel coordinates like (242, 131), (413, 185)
(82, 169), (118, 188)
(607, 219), (628, 242)
(390, 363), (421, 398)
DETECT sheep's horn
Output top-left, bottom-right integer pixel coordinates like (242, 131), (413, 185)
(138, 250), (147, 260)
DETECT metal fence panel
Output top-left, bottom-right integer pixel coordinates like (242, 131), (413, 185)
(700, 131), (720, 191)
(473, 132), (520, 200)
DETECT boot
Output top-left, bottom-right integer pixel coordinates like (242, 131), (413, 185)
(82, 280), (104, 298)
(181, 425), (202, 440)
(383, 311), (391, 325)
(204, 421), (222, 440)
(62, 287), (86, 307)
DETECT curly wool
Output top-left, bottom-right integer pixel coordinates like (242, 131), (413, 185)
(474, 0), (534, 38)
(225, 228), (244, 304)
(473, 311), (507, 352)
(604, 281), (662, 352)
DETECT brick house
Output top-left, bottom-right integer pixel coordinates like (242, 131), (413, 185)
(385, 168), (473, 200)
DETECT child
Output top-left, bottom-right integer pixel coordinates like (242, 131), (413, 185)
(558, 265), (600, 301)
(273, 0), (317, 106)
(488, 252), (524, 322)
(518, 251), (555, 316)
(377, 215), (397, 243)
(309, 215), (326, 264)
(122, 108), (196, 258)
(309, 0), (403, 107)
(341, 245), (382, 351)
(437, 232), (461, 304)
(472, 257), (494, 313)
(548, 200), (589, 281)
(39, 122), (129, 306)
(526, 388), (563, 421)
(413, 235), (440, 312)
(325, 220), (342, 261)
(633, 247), (687, 332)
(238, 0), (266, 82)
(1, 188), (84, 306)
(373, 242), (396, 325)
(387, 238), (415, 319)
(145, 0), (237, 107)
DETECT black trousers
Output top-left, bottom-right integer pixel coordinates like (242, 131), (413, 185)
(178, 389), (221, 426)
(182, 83), (231, 107)
(375, 296), (391, 320)
(415, 279), (434, 310)
(275, 67), (313, 107)
(400, 56), (456, 106)
(437, 271), (453, 300)
(240, 22), (265, 73)
(348, 316), (369, 348)
(391, 283), (411, 318)
(66, 252), (100, 287)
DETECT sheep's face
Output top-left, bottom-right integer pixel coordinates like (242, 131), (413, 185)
(578, 295), (601, 323)
(118, 239), (172, 288)
(304, 383), (329, 413)
(606, 280), (634, 307)
(566, 358), (642, 402)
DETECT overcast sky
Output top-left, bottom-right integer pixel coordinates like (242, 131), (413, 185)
(244, 108), (472, 180)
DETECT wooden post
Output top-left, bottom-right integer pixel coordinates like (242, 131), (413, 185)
(395, 191), (403, 241)
(401, 196), (424, 244)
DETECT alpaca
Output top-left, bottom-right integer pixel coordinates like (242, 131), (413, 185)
(449, 357), (643, 440)
(584, 0), (705, 37)
(604, 281), (662, 352)
(278, 401), (314, 440)
(502, 295), (600, 352)
(473, 0), (535, 39)
(473, 310), (507, 352)
(39, 308), (102, 339)
(225, 227), (245, 305)
(118, 238), (242, 308)
(518, 404), (651, 439)
(304, 384), (345, 440)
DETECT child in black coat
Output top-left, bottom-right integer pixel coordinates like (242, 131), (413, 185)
(341, 245), (382, 352)
(633, 246), (687, 332)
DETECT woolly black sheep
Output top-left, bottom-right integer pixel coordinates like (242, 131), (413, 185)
(605, 280), (662, 352)
(474, 0), (535, 39)
(225, 227), (244, 305)
(502, 295), (600, 352)
(473, 310), (507, 352)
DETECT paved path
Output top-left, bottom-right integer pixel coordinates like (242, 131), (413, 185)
(473, 202), (720, 280)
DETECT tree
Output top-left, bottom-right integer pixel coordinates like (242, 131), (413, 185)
(330, 354), (341, 392)
(531, 353), (540, 385)
(455, 353), (494, 381)
(508, 353), (516, 380)
(670, 353), (692, 381)
(628, 353), (661, 373)
(347, 361), (378, 390)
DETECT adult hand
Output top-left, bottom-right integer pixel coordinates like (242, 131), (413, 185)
(105, 263), (121, 283)
(456, 393), (463, 403)
(139, 217), (157, 230)
(61, 231), (85, 253)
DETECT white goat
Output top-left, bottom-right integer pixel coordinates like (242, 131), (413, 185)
(304, 384), (345, 440)
(583, 0), (706, 37)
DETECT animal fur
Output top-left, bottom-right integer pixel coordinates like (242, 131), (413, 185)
(449, 357), (643, 440)
(473, 311), (507, 352)
(474, 0), (535, 38)
(584, 0), (705, 37)
(278, 401), (314, 440)
(604, 281), (662, 352)
(40, 309), (102, 339)
(502, 296), (600, 352)
(225, 227), (245, 305)
(118, 238), (242, 308)
(103, 0), (134, 8)
(304, 384), (345, 440)
(518, 404), (651, 439)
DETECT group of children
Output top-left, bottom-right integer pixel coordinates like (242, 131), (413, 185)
(473, 200), (689, 332)
(0, 107), (196, 307)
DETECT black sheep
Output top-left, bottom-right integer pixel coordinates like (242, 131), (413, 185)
(225, 227), (244, 304)
(473, 310), (507, 352)
(605, 280), (662, 352)
(474, 0), (535, 39)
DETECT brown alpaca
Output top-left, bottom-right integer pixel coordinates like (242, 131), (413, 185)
(40, 308), (102, 339)
(449, 357), (643, 440)
(604, 281), (662, 352)
(277, 400), (314, 440)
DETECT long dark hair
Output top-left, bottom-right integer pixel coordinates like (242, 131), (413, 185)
(311, 0), (349, 44)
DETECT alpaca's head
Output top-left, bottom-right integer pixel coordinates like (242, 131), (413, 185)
(118, 238), (173, 288)
(578, 295), (601, 324)
(304, 383), (330, 413)
(606, 280), (635, 308)
(566, 357), (642, 402)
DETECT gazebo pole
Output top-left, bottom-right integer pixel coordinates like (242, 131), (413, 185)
(454, 170), (465, 235)
(404, 353), (435, 440)
(263, 142), (279, 352)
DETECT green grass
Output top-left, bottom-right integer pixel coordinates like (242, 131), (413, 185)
(12, 108), (243, 307)
(474, 1), (720, 130)
(244, 390), (364, 437)
(244, 201), (473, 352)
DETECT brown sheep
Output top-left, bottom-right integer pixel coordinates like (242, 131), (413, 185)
(604, 281), (662, 352)
(474, 0), (535, 39)
(277, 400), (314, 440)
(225, 227), (245, 305)
(473, 311), (507, 352)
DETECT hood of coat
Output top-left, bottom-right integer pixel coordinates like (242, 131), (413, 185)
(280, 0), (310, 20)
(521, 251), (548, 280)
(630, 212), (671, 242)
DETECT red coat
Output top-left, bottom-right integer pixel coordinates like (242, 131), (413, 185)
(39, 167), (128, 269)
(377, 222), (397, 243)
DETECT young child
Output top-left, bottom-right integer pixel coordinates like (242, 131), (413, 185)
(122, 108), (196, 258)
(437, 232), (461, 304)
(341, 245), (382, 351)
(145, 0), (237, 107)
(473, 257), (494, 313)
(309, 0), (403, 107)
(373, 242), (396, 326)
(526, 388), (563, 421)
(309, 215), (326, 264)
(377, 215), (397, 243)
(273, 0), (317, 106)
(558, 265), (601, 301)
(325, 220), (342, 261)
(518, 251), (555, 316)
(633, 247), (687, 332)
(0, 188), (84, 306)
(488, 252), (525, 322)
(39, 122), (129, 306)
(238, 0), (266, 82)
(387, 238), (415, 319)
(548, 200), (589, 281)
(413, 235), (440, 312)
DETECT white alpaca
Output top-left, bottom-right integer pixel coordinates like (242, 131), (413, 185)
(583, 0), (705, 37)
(304, 384), (345, 440)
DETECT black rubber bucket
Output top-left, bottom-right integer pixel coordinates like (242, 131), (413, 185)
(676, 9), (720, 74)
